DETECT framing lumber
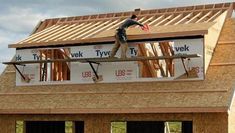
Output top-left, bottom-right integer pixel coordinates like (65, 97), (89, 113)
(76, 21), (111, 39)
(30, 25), (69, 43)
(138, 44), (157, 77)
(17, 25), (58, 44)
(164, 14), (183, 26)
(57, 22), (93, 41)
(106, 19), (126, 30)
(151, 43), (166, 77)
(69, 22), (102, 40)
(51, 24), (83, 41)
(8, 2), (234, 48)
(44, 24), (78, 42)
(159, 42), (174, 77)
(82, 20), (119, 39)
(154, 14), (174, 26)
(184, 12), (203, 24)
(141, 16), (155, 24)
(148, 15), (164, 26)
(3, 54), (201, 65)
(206, 10), (223, 22)
(196, 11), (213, 23)
(174, 12), (193, 25)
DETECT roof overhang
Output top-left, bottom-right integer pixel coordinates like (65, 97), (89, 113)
(0, 107), (228, 114)
(9, 22), (212, 49)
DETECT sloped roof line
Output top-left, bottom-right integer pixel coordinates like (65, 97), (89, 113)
(55, 8), (228, 25)
(9, 2), (234, 48)
(54, 3), (233, 24)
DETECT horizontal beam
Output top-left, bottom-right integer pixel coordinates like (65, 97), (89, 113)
(0, 107), (228, 114)
(3, 54), (201, 65)
(55, 6), (231, 24)
(9, 30), (207, 48)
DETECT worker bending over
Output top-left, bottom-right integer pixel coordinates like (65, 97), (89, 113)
(110, 15), (144, 58)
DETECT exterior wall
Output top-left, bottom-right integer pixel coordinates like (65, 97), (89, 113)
(0, 116), (15, 133)
(0, 113), (228, 133)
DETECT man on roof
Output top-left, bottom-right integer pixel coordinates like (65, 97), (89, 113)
(110, 14), (145, 59)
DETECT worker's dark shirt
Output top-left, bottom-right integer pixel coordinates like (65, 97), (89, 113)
(117, 18), (143, 42)
(118, 18), (144, 30)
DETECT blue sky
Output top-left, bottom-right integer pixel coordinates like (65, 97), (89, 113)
(0, 0), (234, 74)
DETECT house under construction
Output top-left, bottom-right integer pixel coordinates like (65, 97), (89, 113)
(0, 2), (235, 133)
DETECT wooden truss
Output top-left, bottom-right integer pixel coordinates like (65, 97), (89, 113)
(9, 2), (234, 48)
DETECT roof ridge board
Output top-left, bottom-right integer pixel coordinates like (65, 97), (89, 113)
(41, 3), (232, 25)
(55, 8), (226, 25)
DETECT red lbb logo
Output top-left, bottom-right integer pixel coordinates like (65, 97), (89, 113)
(82, 71), (92, 78)
(115, 70), (125, 76)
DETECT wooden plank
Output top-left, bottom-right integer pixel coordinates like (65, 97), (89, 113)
(184, 12), (203, 24)
(9, 29), (208, 48)
(51, 49), (54, 81)
(44, 23), (79, 42)
(0, 107), (228, 114)
(39, 51), (43, 81)
(154, 14), (174, 26)
(17, 25), (59, 44)
(82, 20), (119, 39)
(138, 44), (156, 77)
(57, 22), (93, 41)
(40, 24), (77, 42)
(65, 22), (102, 40)
(148, 15), (164, 26)
(206, 10), (223, 22)
(159, 42), (174, 76)
(141, 16), (155, 24)
(138, 44), (152, 77)
(151, 43), (165, 77)
(29, 24), (69, 43)
(106, 19), (126, 30)
(3, 54), (201, 64)
(57, 51), (61, 81)
(174, 12), (193, 25)
(196, 11), (213, 23)
(164, 14), (183, 25)
(74, 21), (111, 40)
(45, 50), (48, 81)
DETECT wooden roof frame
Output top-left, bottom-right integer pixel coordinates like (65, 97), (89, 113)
(8, 2), (235, 48)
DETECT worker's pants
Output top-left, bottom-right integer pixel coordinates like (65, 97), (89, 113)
(110, 34), (128, 58)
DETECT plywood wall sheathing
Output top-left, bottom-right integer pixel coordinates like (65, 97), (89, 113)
(204, 10), (228, 74)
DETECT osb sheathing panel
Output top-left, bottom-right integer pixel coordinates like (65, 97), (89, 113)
(0, 66), (234, 110)
(218, 18), (235, 43)
(1, 20), (235, 112)
(0, 113), (229, 133)
(211, 18), (235, 63)
(0, 116), (15, 133)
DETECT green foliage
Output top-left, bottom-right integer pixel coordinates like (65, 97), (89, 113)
(16, 121), (23, 133)
(111, 122), (126, 133)
(65, 121), (73, 133)
(168, 122), (182, 133)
